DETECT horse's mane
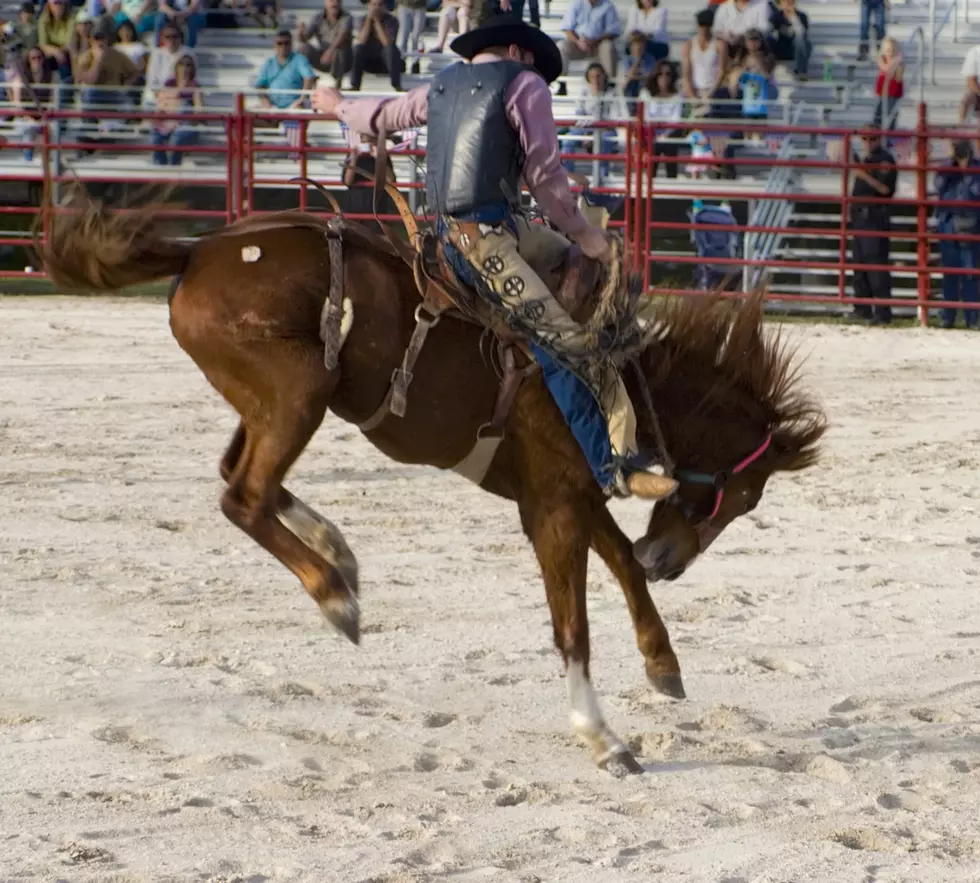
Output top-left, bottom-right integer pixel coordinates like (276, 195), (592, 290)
(640, 291), (827, 472)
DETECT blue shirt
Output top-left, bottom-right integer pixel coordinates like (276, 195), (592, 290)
(560, 0), (621, 41)
(255, 52), (316, 108)
(935, 161), (980, 231)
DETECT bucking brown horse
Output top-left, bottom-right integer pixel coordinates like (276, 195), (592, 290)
(39, 195), (826, 774)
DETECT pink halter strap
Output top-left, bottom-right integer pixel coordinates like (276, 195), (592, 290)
(706, 432), (773, 521)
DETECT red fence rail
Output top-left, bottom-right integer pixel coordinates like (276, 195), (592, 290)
(2, 101), (979, 326)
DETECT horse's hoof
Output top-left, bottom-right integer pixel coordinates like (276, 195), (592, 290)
(320, 590), (360, 645)
(599, 749), (645, 777)
(648, 671), (686, 700)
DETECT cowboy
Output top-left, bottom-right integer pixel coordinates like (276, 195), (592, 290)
(312, 15), (674, 500)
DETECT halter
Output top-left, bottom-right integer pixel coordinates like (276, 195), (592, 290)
(673, 432), (773, 522)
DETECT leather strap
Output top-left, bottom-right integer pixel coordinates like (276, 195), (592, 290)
(320, 225), (345, 371)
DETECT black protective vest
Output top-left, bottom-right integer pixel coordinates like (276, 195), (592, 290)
(426, 60), (529, 216)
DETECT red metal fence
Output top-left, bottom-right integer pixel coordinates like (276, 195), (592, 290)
(3, 99), (979, 326)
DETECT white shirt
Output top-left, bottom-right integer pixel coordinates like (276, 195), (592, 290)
(116, 41), (148, 66)
(625, 5), (668, 43)
(712, 0), (771, 40)
(145, 46), (196, 97)
(962, 45), (980, 79)
(644, 94), (683, 123)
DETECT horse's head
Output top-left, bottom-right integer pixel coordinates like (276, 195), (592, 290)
(629, 294), (827, 582)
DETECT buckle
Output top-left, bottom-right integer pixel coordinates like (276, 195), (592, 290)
(414, 303), (442, 326)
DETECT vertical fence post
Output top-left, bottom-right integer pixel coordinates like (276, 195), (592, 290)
(838, 132), (851, 303)
(41, 116), (52, 250)
(625, 114), (633, 271)
(632, 101), (645, 280)
(299, 118), (309, 212)
(235, 92), (246, 219)
(915, 101), (930, 327)
(644, 120), (655, 293)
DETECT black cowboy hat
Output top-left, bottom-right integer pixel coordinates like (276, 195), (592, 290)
(450, 14), (563, 84)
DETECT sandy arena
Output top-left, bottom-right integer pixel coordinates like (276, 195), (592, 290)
(2, 296), (979, 883)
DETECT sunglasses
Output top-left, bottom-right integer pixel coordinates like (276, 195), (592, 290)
(275, 39), (290, 45)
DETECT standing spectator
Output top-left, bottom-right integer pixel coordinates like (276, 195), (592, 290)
(625, 0), (668, 66)
(858, 0), (886, 63)
(645, 60), (683, 178)
(111, 0), (157, 34)
(297, 0), (353, 86)
(560, 62), (623, 176)
(557, 0), (621, 93)
(849, 128), (896, 324)
(10, 45), (56, 161)
(681, 9), (725, 102)
(151, 52), (202, 164)
(432, 0), (470, 53)
(873, 36), (902, 129)
(76, 26), (140, 110)
(711, 0), (769, 58)
(154, 0), (205, 49)
(38, 0), (76, 81)
(395, 0), (425, 75)
(622, 31), (655, 107)
(145, 22), (193, 104)
(255, 29), (317, 108)
(933, 140), (980, 329)
(959, 43), (980, 124)
(769, 0), (810, 81)
(350, 0), (401, 92)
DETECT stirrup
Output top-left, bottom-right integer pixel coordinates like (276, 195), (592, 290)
(623, 472), (678, 501)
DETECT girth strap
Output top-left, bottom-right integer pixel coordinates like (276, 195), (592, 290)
(320, 225), (345, 371)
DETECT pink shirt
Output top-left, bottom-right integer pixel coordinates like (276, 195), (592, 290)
(336, 55), (595, 241)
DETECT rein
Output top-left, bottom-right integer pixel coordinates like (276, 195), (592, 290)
(674, 432), (773, 521)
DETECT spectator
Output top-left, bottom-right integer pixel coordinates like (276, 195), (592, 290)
(740, 27), (774, 74)
(10, 45), (56, 161)
(849, 128), (896, 325)
(873, 36), (903, 129)
(625, 0), (668, 67)
(705, 65), (744, 178)
(38, 0), (76, 81)
(298, 0), (352, 86)
(933, 139), (980, 329)
(68, 11), (95, 74)
(858, 0), (886, 63)
(433, 0), (470, 53)
(76, 25), (140, 110)
(470, 0), (538, 29)
(959, 43), (980, 124)
(711, 0), (769, 58)
(623, 32), (655, 106)
(154, 0), (205, 49)
(395, 0), (425, 75)
(114, 18), (148, 102)
(560, 62), (622, 176)
(5, 3), (40, 54)
(245, 0), (280, 29)
(111, 0), (157, 34)
(681, 9), (725, 102)
(644, 60), (683, 178)
(82, 1), (119, 38)
(152, 52), (202, 164)
(769, 0), (810, 81)
(145, 22), (193, 103)
(557, 0), (621, 94)
(350, 0), (401, 92)
(255, 29), (316, 108)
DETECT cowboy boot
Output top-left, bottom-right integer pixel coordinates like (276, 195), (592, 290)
(624, 472), (678, 500)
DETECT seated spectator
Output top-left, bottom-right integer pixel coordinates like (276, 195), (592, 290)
(433, 0), (470, 53)
(76, 26), (140, 110)
(934, 139), (980, 329)
(960, 43), (980, 124)
(557, 0), (621, 95)
(625, 0), (668, 66)
(245, 0), (280, 29)
(681, 9), (725, 102)
(114, 18), (148, 101)
(110, 0), (157, 35)
(705, 66), (745, 178)
(769, 0), (810, 81)
(82, 1), (120, 38)
(145, 22), (193, 103)
(738, 57), (777, 121)
(255, 29), (317, 108)
(560, 62), (622, 176)
(154, 0), (205, 49)
(644, 60), (684, 178)
(297, 0), (352, 87)
(711, 0), (769, 60)
(5, 3), (40, 54)
(151, 52), (202, 164)
(350, 0), (401, 92)
(739, 27), (774, 75)
(874, 36), (903, 130)
(623, 30), (655, 107)
(858, 0), (886, 63)
(38, 0), (76, 81)
(395, 0), (425, 75)
(68, 11), (95, 76)
(10, 44), (56, 161)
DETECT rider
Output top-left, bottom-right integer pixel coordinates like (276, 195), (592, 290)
(312, 15), (675, 500)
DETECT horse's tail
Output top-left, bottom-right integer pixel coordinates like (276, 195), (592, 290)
(36, 189), (193, 293)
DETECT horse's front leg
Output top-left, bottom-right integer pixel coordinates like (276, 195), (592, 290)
(591, 505), (685, 699)
(519, 495), (643, 775)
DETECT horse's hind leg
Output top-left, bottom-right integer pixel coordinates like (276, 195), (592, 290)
(590, 505), (685, 699)
(219, 392), (360, 643)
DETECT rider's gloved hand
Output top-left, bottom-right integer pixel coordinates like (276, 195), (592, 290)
(576, 225), (613, 264)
